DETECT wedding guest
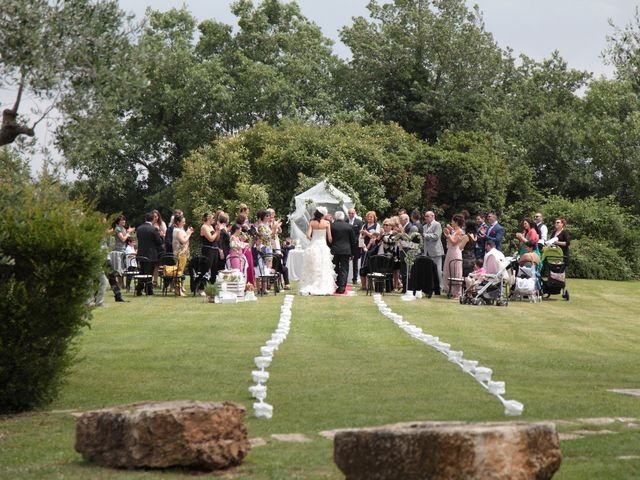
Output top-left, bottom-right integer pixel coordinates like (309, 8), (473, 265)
(548, 217), (571, 265)
(516, 217), (539, 256)
(136, 211), (164, 296)
(267, 208), (290, 289)
(442, 214), (465, 299)
(423, 211), (444, 285)
(152, 210), (167, 238)
(519, 240), (540, 268)
(359, 211), (381, 286)
(235, 213), (255, 287)
(124, 237), (137, 293)
(474, 214), (488, 260)
(165, 209), (183, 255)
(533, 212), (548, 248)
(347, 208), (363, 284)
(410, 209), (422, 232)
(200, 212), (220, 285)
(171, 214), (194, 296)
(483, 211), (505, 251)
(114, 215), (134, 252)
(228, 223), (249, 273)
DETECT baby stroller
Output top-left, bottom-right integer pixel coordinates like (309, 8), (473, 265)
(460, 256), (513, 307)
(541, 246), (569, 300)
(510, 259), (542, 303)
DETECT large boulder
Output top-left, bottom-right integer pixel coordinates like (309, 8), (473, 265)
(75, 400), (250, 471)
(334, 421), (562, 480)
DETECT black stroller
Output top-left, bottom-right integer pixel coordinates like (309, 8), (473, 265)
(540, 246), (569, 301)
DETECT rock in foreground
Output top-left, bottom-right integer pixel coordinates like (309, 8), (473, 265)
(75, 400), (250, 471)
(334, 421), (561, 480)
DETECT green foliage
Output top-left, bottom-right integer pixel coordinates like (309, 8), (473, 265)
(0, 177), (104, 413)
(605, 7), (640, 93)
(176, 120), (429, 220)
(427, 130), (509, 217)
(340, 0), (505, 140)
(569, 238), (634, 281)
(542, 195), (640, 279)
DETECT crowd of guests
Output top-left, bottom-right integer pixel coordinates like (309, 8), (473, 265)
(96, 205), (294, 303)
(94, 203), (570, 304)
(346, 208), (570, 300)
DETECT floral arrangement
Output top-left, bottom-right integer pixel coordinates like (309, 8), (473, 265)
(397, 231), (424, 270)
(245, 282), (255, 292)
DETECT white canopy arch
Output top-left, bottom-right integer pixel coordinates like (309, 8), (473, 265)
(287, 180), (355, 248)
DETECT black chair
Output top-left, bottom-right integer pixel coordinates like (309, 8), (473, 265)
(190, 255), (213, 296)
(366, 255), (395, 295)
(133, 255), (153, 295)
(446, 258), (465, 299)
(256, 250), (281, 296)
(159, 253), (180, 296)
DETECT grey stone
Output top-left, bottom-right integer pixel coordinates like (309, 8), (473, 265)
(74, 400), (250, 471)
(271, 433), (312, 443)
(334, 421), (562, 480)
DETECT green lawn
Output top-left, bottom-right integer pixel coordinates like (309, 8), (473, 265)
(2, 280), (640, 479)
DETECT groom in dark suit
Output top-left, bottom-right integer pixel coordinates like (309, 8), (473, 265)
(331, 211), (357, 294)
(135, 211), (164, 296)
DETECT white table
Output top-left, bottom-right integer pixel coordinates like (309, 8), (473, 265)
(287, 249), (305, 281)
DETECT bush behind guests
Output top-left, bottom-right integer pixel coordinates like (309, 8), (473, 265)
(0, 178), (104, 413)
(542, 195), (640, 280)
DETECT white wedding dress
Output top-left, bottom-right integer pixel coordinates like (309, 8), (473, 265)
(298, 229), (336, 295)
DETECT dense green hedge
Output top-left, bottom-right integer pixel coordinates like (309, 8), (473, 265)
(0, 176), (104, 413)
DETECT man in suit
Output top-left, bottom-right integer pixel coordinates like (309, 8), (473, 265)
(331, 211), (357, 294)
(135, 211), (164, 296)
(347, 208), (363, 284)
(423, 211), (444, 285)
(484, 211), (505, 252)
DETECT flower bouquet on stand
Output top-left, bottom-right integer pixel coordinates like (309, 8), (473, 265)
(245, 282), (257, 302)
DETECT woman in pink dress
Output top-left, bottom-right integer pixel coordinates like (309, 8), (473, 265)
(442, 214), (466, 299)
(228, 224), (249, 273)
(234, 214), (255, 287)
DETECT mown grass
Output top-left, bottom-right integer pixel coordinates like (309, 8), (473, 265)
(1, 279), (640, 479)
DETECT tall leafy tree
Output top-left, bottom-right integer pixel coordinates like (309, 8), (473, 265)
(0, 0), (139, 147)
(605, 7), (640, 93)
(340, 0), (505, 141)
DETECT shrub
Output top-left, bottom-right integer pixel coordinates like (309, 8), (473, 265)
(541, 195), (640, 279)
(569, 238), (634, 280)
(0, 178), (104, 413)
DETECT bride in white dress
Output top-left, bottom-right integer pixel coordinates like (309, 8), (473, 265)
(298, 207), (336, 295)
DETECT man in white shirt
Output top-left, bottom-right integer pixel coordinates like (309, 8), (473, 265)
(533, 212), (548, 248)
(483, 240), (506, 275)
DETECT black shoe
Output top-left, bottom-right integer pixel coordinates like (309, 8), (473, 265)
(115, 296), (128, 302)
(335, 288), (345, 294)
(135, 291), (143, 297)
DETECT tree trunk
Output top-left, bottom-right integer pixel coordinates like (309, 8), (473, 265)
(0, 109), (35, 146)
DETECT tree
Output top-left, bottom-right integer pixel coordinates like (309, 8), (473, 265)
(61, 1), (342, 211)
(0, 0), (139, 147)
(175, 120), (429, 221)
(340, 0), (505, 141)
(480, 52), (592, 197)
(581, 79), (640, 213)
(605, 7), (640, 93)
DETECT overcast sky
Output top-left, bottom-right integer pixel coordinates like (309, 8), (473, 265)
(5, 0), (639, 176)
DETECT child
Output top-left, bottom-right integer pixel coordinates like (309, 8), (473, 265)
(464, 258), (486, 290)
(124, 237), (137, 293)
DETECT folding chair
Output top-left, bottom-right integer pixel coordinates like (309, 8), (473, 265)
(133, 255), (153, 295)
(190, 255), (212, 296)
(159, 253), (180, 296)
(366, 255), (395, 295)
(446, 258), (465, 299)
